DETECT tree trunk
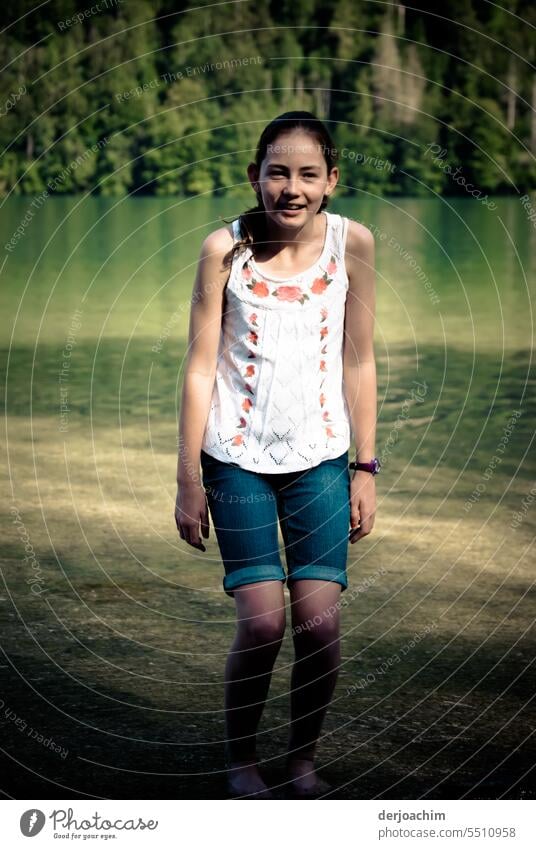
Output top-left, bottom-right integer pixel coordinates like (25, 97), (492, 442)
(531, 75), (536, 154)
(506, 56), (516, 130)
(324, 87), (331, 120)
(397, 2), (405, 36)
(295, 74), (304, 106)
(313, 87), (329, 119)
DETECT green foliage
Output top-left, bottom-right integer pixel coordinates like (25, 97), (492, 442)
(0, 0), (533, 198)
(466, 99), (511, 191)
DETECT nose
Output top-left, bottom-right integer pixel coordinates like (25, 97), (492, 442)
(282, 176), (300, 197)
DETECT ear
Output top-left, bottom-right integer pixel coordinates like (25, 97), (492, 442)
(247, 162), (260, 194)
(324, 166), (339, 197)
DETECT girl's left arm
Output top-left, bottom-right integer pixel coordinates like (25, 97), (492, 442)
(342, 220), (377, 543)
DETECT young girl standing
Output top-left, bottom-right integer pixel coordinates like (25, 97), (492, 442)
(175, 111), (378, 799)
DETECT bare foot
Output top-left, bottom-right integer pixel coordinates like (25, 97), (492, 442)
(286, 756), (332, 798)
(227, 760), (274, 799)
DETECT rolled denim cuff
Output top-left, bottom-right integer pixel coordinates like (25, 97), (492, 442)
(223, 564), (287, 596)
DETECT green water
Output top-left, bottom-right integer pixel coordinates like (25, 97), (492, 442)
(1, 194), (534, 461)
(1, 194), (535, 350)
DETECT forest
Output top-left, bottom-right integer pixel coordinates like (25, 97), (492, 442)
(1, 0), (534, 198)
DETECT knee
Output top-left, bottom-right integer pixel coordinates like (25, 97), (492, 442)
(293, 615), (340, 651)
(239, 613), (286, 649)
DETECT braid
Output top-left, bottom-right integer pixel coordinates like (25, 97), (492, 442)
(221, 193), (266, 267)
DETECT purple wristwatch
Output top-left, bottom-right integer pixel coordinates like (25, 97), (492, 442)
(349, 457), (381, 475)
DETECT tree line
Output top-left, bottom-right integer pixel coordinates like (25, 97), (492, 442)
(0, 0), (534, 198)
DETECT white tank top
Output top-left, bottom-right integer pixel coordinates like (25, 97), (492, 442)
(201, 210), (353, 472)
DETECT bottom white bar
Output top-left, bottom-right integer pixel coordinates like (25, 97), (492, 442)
(3, 799), (535, 847)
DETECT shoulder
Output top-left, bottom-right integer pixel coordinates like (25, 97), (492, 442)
(201, 222), (235, 259)
(344, 217), (375, 257)
(343, 218), (375, 288)
(190, 223), (237, 304)
(196, 222), (237, 286)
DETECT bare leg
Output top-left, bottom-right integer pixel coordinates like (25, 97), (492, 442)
(286, 579), (342, 794)
(225, 579), (285, 797)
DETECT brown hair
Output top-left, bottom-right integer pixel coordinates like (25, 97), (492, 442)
(222, 111), (338, 268)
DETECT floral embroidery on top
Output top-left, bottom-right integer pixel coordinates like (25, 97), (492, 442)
(326, 257), (337, 275)
(273, 285), (308, 304)
(246, 278), (270, 298)
(311, 274), (331, 295)
(232, 311), (259, 446)
(311, 254), (337, 294)
(242, 255), (338, 304)
(319, 305), (335, 440)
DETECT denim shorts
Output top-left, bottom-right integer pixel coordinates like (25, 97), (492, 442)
(200, 449), (351, 597)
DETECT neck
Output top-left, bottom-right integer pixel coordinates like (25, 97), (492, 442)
(262, 209), (325, 252)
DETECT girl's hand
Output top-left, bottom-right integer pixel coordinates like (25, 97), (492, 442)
(175, 482), (210, 551)
(349, 471), (376, 544)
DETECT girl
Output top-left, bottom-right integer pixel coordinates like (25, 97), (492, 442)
(175, 111), (378, 799)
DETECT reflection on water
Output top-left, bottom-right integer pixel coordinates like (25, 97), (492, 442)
(1, 194), (535, 350)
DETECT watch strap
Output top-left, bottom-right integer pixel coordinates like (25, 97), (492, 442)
(349, 458), (381, 475)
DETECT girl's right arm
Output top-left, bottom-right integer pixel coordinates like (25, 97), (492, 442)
(175, 226), (234, 551)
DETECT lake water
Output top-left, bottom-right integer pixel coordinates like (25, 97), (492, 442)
(1, 194), (533, 471)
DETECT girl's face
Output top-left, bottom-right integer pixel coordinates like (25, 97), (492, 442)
(247, 130), (339, 228)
